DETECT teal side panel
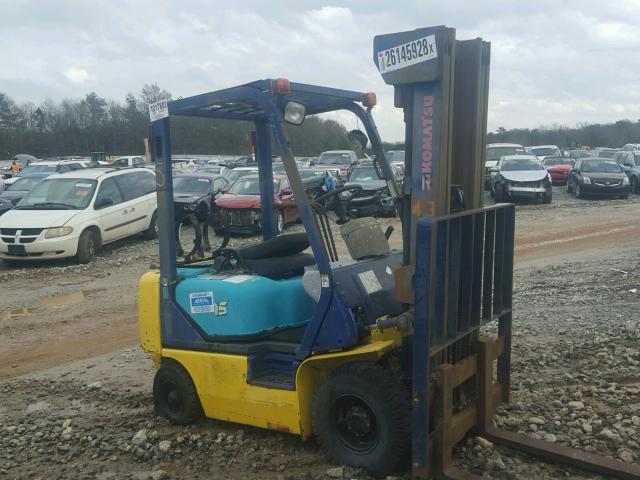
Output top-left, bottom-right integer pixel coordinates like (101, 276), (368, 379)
(175, 273), (315, 336)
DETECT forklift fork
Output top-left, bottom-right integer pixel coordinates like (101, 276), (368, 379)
(410, 205), (640, 480)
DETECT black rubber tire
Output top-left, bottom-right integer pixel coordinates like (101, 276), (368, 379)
(203, 212), (229, 252)
(543, 187), (552, 204)
(494, 184), (504, 203)
(631, 177), (639, 195)
(312, 362), (410, 478)
(176, 214), (202, 258)
(575, 184), (583, 199)
(76, 230), (98, 264)
(276, 210), (285, 234)
(566, 180), (574, 194)
(153, 361), (203, 425)
(143, 211), (158, 240)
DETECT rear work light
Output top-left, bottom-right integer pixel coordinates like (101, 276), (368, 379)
(362, 92), (377, 107)
(272, 78), (291, 96)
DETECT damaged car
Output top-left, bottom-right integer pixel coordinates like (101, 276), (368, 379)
(491, 155), (552, 203)
(342, 164), (399, 218)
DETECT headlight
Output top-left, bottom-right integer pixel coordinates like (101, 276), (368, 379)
(284, 101), (306, 125)
(187, 204), (198, 210)
(623, 176), (630, 185)
(340, 190), (353, 198)
(583, 176), (591, 184)
(45, 226), (73, 238)
(250, 209), (261, 220)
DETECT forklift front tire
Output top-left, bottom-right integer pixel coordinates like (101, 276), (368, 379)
(312, 362), (410, 478)
(153, 361), (203, 425)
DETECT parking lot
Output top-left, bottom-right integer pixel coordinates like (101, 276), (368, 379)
(1, 185), (639, 479)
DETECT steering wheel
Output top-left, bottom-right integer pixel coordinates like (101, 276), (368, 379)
(210, 247), (244, 272)
(314, 184), (363, 203)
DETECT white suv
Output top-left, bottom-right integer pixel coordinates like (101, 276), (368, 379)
(0, 168), (157, 263)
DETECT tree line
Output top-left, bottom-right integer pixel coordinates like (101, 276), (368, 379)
(0, 85), (356, 159)
(487, 120), (640, 148)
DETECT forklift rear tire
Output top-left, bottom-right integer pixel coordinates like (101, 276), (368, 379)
(153, 361), (203, 425)
(312, 363), (410, 478)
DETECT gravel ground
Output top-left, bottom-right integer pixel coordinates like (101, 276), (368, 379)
(1, 186), (639, 479)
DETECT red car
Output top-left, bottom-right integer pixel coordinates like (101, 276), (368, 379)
(215, 175), (298, 234)
(543, 156), (574, 184)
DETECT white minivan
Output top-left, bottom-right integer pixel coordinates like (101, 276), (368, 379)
(0, 168), (157, 263)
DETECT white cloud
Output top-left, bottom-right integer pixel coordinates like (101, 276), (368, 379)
(63, 67), (93, 84)
(1, 1), (640, 142)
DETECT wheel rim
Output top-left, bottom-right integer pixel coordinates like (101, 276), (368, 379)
(88, 237), (96, 258)
(277, 213), (284, 232)
(331, 394), (379, 454)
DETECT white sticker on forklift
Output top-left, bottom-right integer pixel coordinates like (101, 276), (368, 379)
(320, 274), (330, 288)
(358, 270), (382, 294)
(189, 291), (214, 313)
(223, 275), (254, 283)
(377, 35), (437, 74)
(149, 99), (169, 122)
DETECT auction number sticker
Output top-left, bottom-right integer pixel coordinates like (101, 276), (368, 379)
(189, 291), (214, 314)
(149, 99), (169, 122)
(377, 35), (437, 74)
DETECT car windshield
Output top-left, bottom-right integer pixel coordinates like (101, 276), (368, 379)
(225, 169), (257, 183)
(16, 178), (97, 209)
(597, 150), (617, 158)
(299, 170), (324, 181)
(7, 176), (46, 191)
(349, 166), (381, 182)
(486, 147), (521, 161)
(197, 166), (223, 174)
(228, 178), (278, 195)
(173, 177), (212, 194)
(16, 164), (57, 176)
(582, 160), (622, 173)
(501, 159), (545, 171)
(387, 151), (405, 162)
(317, 152), (352, 165)
(570, 151), (592, 159)
(530, 147), (558, 156)
(543, 158), (561, 165)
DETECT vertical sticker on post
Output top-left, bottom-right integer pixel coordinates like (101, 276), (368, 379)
(320, 274), (330, 288)
(189, 291), (214, 314)
(149, 99), (169, 122)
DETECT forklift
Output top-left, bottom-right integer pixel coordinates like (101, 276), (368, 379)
(140, 26), (640, 479)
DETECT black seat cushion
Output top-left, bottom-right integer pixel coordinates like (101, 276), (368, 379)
(238, 233), (310, 260)
(243, 253), (316, 279)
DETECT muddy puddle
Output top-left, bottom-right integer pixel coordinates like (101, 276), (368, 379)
(0, 289), (105, 321)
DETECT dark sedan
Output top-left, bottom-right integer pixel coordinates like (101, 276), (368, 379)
(0, 174), (50, 215)
(173, 173), (229, 222)
(343, 165), (398, 218)
(613, 150), (640, 194)
(567, 159), (630, 199)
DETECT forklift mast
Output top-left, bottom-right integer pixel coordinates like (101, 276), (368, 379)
(373, 26), (490, 266)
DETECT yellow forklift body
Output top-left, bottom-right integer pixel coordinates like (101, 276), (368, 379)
(139, 271), (401, 438)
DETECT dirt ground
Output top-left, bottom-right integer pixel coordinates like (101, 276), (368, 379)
(1, 185), (639, 479)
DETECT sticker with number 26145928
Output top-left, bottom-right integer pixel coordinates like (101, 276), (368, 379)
(377, 35), (437, 74)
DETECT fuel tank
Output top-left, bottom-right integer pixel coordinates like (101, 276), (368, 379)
(175, 269), (316, 338)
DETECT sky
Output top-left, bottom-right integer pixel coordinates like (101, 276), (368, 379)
(1, 0), (640, 141)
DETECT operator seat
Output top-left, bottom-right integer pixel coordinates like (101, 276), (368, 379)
(231, 233), (315, 279)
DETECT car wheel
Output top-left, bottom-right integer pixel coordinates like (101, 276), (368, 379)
(494, 184), (504, 203)
(566, 180), (573, 193)
(632, 177), (640, 194)
(275, 210), (285, 234)
(312, 363), (410, 478)
(575, 184), (583, 199)
(543, 186), (552, 204)
(489, 184), (495, 198)
(143, 211), (158, 240)
(76, 229), (98, 264)
(153, 361), (203, 425)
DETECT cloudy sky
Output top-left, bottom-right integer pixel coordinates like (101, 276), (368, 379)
(1, 0), (640, 141)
